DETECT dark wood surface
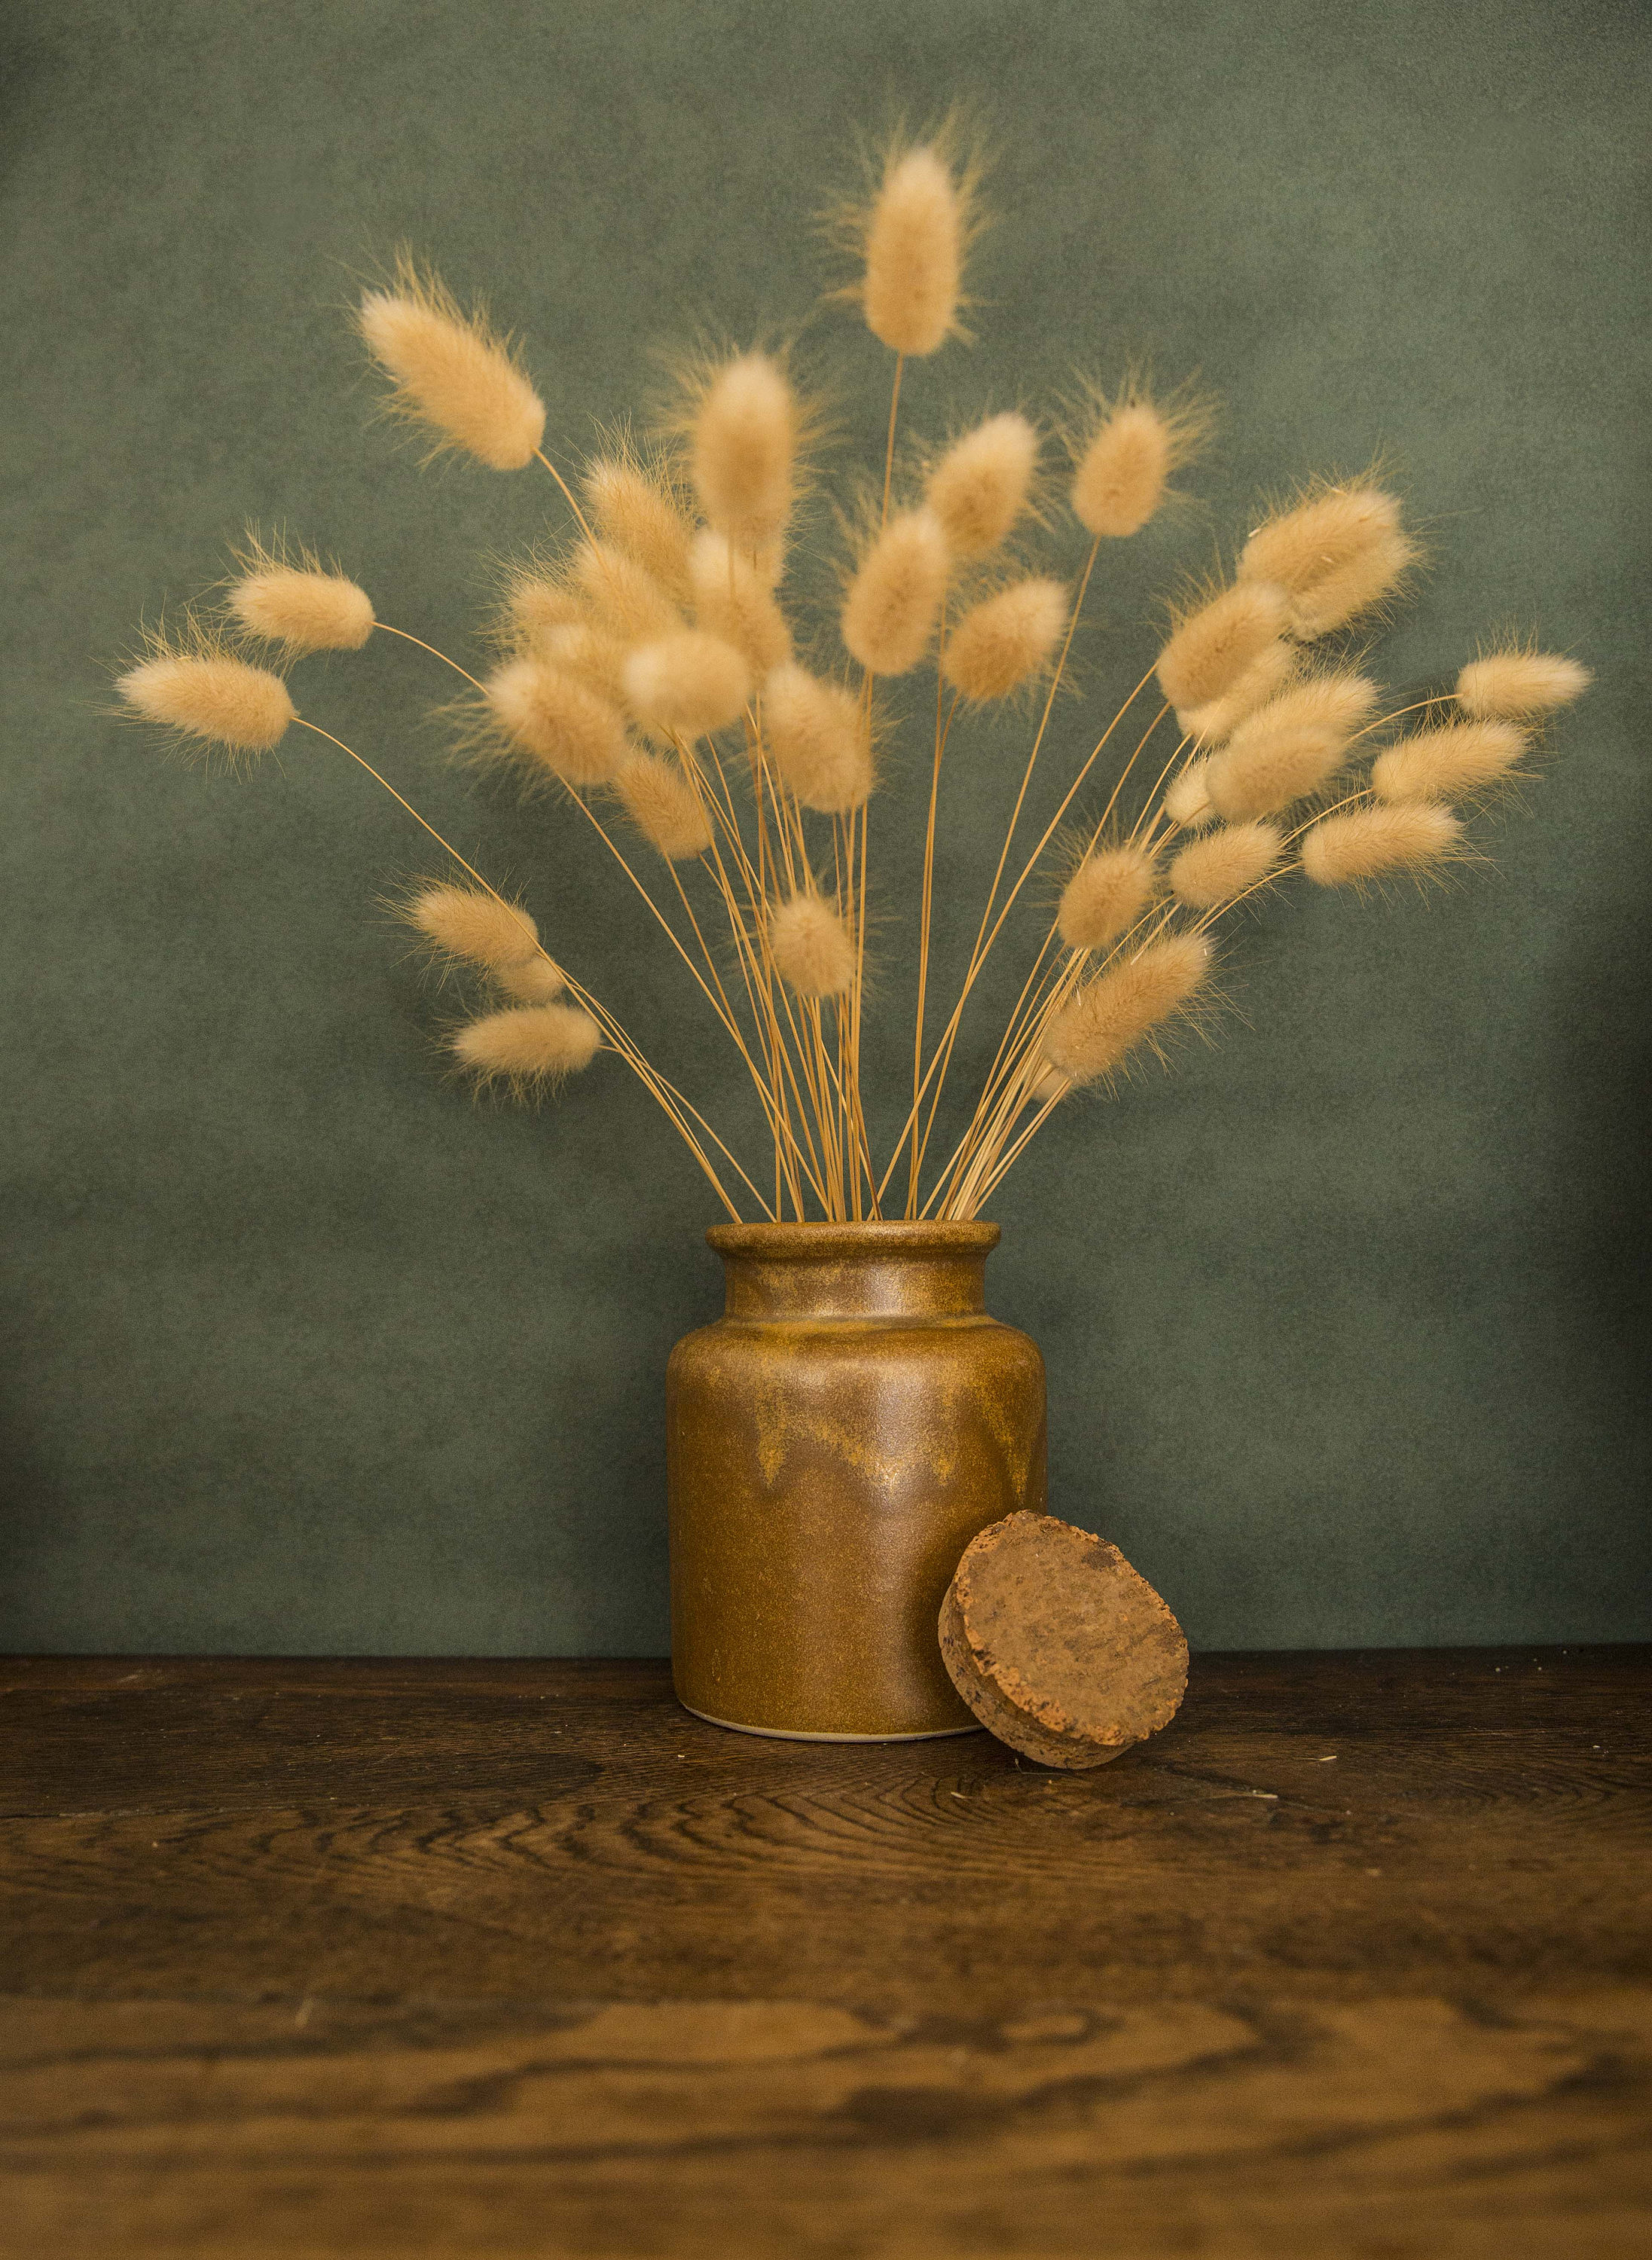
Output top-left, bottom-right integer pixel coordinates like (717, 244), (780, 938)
(2, 1648), (1648, 2256)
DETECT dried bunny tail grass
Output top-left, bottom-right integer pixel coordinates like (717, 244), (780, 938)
(1371, 720), (1527, 804)
(622, 631), (751, 738)
(1301, 802), (1462, 887)
(1169, 820), (1283, 909)
(853, 126), (985, 356)
(841, 506), (948, 676)
(768, 892), (857, 997)
(1237, 479), (1416, 638)
(356, 252), (545, 472)
(689, 530), (792, 673)
(613, 750), (714, 860)
(117, 622), (295, 753)
(569, 539), (682, 646)
(450, 1001), (601, 1092)
(1177, 640), (1296, 744)
(1162, 759), (1217, 830)
(496, 560), (585, 646)
(493, 955), (566, 1003)
(1067, 375), (1213, 539)
(405, 881), (539, 969)
(1042, 931), (1214, 1087)
(942, 577), (1067, 702)
(924, 412), (1038, 555)
(1205, 671), (1379, 820)
(481, 658), (629, 788)
(1026, 1064), (1071, 1107)
(1057, 843), (1159, 951)
(673, 348), (806, 546)
(226, 531), (374, 653)
(581, 444), (694, 601)
(1156, 580), (1291, 712)
(762, 664), (875, 812)
(1456, 647), (1591, 719)
(537, 620), (629, 704)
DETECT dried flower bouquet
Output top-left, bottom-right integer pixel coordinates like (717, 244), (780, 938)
(117, 133), (1589, 1224)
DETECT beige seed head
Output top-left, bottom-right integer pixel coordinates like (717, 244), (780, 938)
(1168, 821), (1283, 909)
(925, 413), (1038, 555)
(1456, 650), (1591, 719)
(450, 1001), (601, 1089)
(613, 750), (713, 861)
(494, 956), (566, 1003)
(689, 352), (799, 545)
(1205, 673), (1379, 820)
(689, 530), (792, 673)
(862, 145), (965, 356)
(942, 578), (1067, 703)
(1070, 402), (1168, 537)
(1370, 720), (1526, 804)
(118, 647), (295, 751)
(1301, 802), (1461, 887)
(1057, 844), (1159, 952)
(1042, 932), (1213, 1087)
(502, 569), (585, 644)
(1026, 1064), (1070, 1107)
(569, 539), (682, 646)
(484, 658), (628, 787)
(1162, 760), (1217, 830)
(622, 631), (751, 738)
(406, 883), (539, 970)
(762, 665), (874, 813)
(768, 893), (857, 997)
(1177, 640), (1296, 744)
(357, 257), (545, 472)
(227, 563), (374, 655)
(582, 454), (694, 601)
(1156, 582), (1290, 712)
(841, 507), (948, 676)
(1238, 485), (1414, 638)
(537, 619), (629, 703)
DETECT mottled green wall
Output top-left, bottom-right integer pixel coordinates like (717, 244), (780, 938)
(2, 0), (1646, 1653)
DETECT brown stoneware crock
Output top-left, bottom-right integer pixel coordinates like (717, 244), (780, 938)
(667, 1221), (1047, 1739)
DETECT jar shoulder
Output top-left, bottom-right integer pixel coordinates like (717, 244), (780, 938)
(667, 1312), (1045, 1382)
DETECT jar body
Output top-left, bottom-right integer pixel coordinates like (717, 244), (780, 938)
(667, 1223), (1047, 1739)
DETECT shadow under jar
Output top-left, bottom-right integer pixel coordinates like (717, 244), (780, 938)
(667, 1221), (1047, 1740)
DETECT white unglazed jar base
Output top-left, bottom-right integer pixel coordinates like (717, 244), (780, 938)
(681, 1703), (982, 1744)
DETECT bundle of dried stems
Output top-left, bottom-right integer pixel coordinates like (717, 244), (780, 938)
(116, 133), (1589, 1223)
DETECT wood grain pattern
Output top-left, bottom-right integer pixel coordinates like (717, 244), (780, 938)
(1, 1648), (1647, 2255)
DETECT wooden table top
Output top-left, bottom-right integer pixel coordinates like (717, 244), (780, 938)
(2, 1648), (1647, 2256)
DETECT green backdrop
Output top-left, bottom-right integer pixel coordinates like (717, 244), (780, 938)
(2, 0), (1647, 1654)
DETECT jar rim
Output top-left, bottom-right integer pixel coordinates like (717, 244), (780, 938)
(707, 1220), (1000, 1259)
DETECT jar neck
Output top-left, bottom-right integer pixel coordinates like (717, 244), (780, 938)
(708, 1222), (1000, 1320)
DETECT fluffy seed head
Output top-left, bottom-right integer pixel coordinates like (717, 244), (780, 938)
(1456, 650), (1591, 719)
(537, 619), (628, 703)
(227, 550), (374, 655)
(118, 645), (295, 752)
(582, 454), (694, 601)
(689, 530), (792, 673)
(942, 577), (1067, 703)
(357, 256), (545, 472)
(407, 883), (539, 969)
(1371, 720), (1526, 804)
(1156, 582), (1290, 712)
(689, 353), (799, 545)
(1163, 761), (1217, 830)
(613, 750), (714, 860)
(1177, 641), (1295, 744)
(1169, 821), (1283, 909)
(502, 569), (584, 643)
(841, 507), (948, 676)
(1057, 844), (1158, 952)
(1301, 802), (1461, 887)
(1238, 485), (1414, 638)
(622, 631), (751, 738)
(484, 658), (628, 786)
(1067, 382), (1214, 538)
(451, 1001), (601, 1089)
(570, 539), (682, 646)
(762, 665), (874, 813)
(768, 893), (857, 997)
(861, 145), (966, 356)
(1027, 1064), (1070, 1107)
(926, 413), (1037, 555)
(1205, 673), (1379, 820)
(494, 956), (566, 1003)
(1042, 932), (1213, 1086)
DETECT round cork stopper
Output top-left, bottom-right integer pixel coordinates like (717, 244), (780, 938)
(938, 1512), (1188, 1769)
